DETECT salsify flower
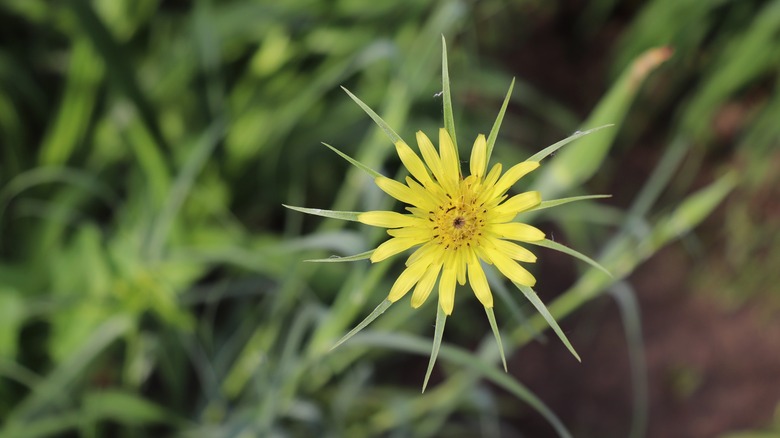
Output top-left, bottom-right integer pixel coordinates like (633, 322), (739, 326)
(286, 37), (611, 391)
(359, 128), (543, 316)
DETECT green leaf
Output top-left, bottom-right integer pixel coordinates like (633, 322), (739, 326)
(83, 390), (182, 426)
(346, 331), (573, 438)
(609, 283), (648, 438)
(534, 47), (671, 196)
(341, 86), (403, 145)
(527, 239), (612, 277)
(422, 304), (447, 393)
(526, 124), (614, 163)
(485, 78), (514, 164)
(330, 299), (393, 351)
(322, 142), (382, 179)
(282, 205), (362, 222)
(305, 249), (374, 263)
(485, 307), (507, 372)
(515, 284), (581, 362)
(526, 194), (612, 212)
(441, 36), (458, 162)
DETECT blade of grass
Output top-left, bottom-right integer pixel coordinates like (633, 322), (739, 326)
(348, 331), (573, 438)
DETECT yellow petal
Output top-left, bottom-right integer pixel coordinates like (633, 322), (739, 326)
(387, 260), (430, 302)
(487, 222), (545, 242)
(411, 261), (443, 308)
(491, 161), (539, 196)
(404, 177), (441, 210)
(358, 211), (420, 228)
(456, 249), (468, 286)
(476, 163), (503, 204)
(467, 257), (493, 307)
(375, 176), (430, 208)
(491, 191), (541, 222)
(438, 266), (458, 315)
(489, 238), (537, 262)
(416, 131), (446, 185)
(388, 226), (432, 239)
(438, 128), (460, 190)
(469, 134), (487, 180)
(395, 141), (434, 188)
(371, 237), (423, 262)
(406, 241), (443, 267)
(488, 250), (537, 287)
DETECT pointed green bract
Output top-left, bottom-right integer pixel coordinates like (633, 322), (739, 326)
(515, 283), (581, 362)
(485, 78), (515, 164)
(526, 124), (614, 163)
(527, 194), (612, 212)
(528, 238), (612, 277)
(341, 86), (403, 145)
(330, 299), (393, 351)
(422, 304), (447, 393)
(322, 143), (382, 179)
(348, 331), (573, 437)
(485, 307), (507, 372)
(441, 36), (458, 163)
(282, 205), (362, 222)
(305, 250), (374, 263)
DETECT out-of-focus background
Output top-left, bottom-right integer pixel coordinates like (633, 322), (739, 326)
(1, 1), (779, 437)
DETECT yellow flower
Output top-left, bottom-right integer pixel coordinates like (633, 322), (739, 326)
(285, 37), (611, 390)
(359, 128), (544, 316)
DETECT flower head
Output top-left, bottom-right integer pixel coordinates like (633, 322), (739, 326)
(359, 128), (544, 315)
(285, 37), (611, 390)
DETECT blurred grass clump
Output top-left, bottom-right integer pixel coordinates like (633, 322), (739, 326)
(0, 0), (777, 436)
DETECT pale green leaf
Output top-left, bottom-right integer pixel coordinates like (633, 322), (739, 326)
(485, 78), (514, 164)
(516, 283), (581, 362)
(282, 205), (362, 222)
(485, 307), (507, 372)
(441, 36), (458, 160)
(526, 194), (612, 212)
(305, 250), (374, 263)
(330, 299), (393, 351)
(526, 124), (614, 163)
(346, 331), (573, 438)
(527, 239), (612, 277)
(422, 304), (447, 393)
(322, 142), (382, 179)
(341, 86), (403, 145)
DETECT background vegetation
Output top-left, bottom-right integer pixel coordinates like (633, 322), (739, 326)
(1, 0), (778, 437)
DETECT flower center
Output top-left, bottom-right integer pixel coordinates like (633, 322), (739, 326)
(431, 179), (486, 250)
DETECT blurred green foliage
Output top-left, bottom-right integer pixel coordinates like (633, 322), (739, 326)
(0, 0), (777, 436)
